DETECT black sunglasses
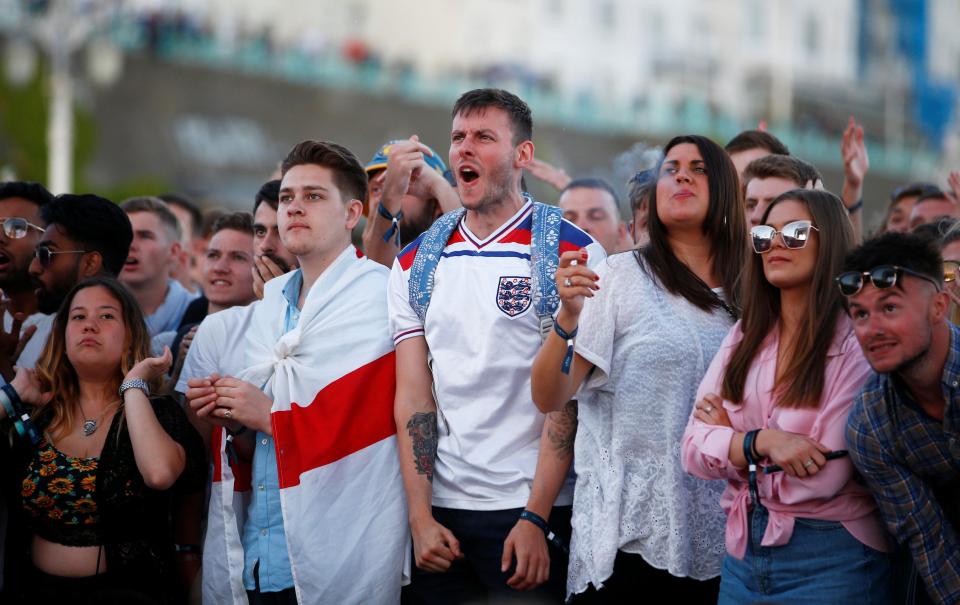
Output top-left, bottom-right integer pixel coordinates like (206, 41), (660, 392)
(750, 220), (819, 254)
(835, 265), (942, 296)
(34, 245), (87, 268)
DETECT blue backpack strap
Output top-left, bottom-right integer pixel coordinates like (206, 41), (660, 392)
(530, 198), (563, 338)
(408, 207), (466, 322)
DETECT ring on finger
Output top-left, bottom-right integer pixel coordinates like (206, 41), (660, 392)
(703, 405), (713, 413)
(563, 277), (573, 288)
(803, 458), (815, 468)
(223, 409), (233, 419)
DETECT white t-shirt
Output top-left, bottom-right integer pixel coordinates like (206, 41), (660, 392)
(175, 302), (259, 394)
(568, 252), (730, 595)
(388, 200), (605, 510)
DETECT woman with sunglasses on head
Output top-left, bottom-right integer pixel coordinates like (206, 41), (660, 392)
(0, 276), (204, 604)
(681, 188), (893, 603)
(532, 135), (746, 602)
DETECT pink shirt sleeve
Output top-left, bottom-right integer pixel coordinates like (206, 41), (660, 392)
(768, 333), (873, 504)
(681, 324), (745, 482)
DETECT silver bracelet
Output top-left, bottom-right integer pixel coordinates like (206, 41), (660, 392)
(119, 378), (150, 398)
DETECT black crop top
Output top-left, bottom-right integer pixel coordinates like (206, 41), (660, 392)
(22, 439), (102, 546)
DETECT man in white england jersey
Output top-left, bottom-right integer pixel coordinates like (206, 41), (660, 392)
(390, 88), (605, 603)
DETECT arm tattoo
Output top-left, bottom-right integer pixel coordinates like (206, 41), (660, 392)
(406, 412), (438, 482)
(547, 400), (578, 458)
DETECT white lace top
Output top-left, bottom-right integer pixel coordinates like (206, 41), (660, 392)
(568, 252), (730, 597)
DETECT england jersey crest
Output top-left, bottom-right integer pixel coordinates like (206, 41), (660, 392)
(496, 276), (532, 317)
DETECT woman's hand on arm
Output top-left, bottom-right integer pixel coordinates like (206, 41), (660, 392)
(531, 250), (598, 413)
(755, 429), (831, 478)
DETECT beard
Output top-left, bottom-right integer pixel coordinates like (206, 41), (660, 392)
(34, 265), (81, 315)
(462, 155), (515, 213)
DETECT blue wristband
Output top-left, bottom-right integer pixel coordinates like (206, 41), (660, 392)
(519, 510), (568, 554)
(377, 202), (404, 247)
(0, 388), (15, 419)
(847, 198), (864, 214)
(552, 320), (578, 375)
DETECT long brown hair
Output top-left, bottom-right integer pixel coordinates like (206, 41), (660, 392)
(34, 277), (156, 438)
(721, 189), (854, 408)
(638, 135), (747, 314)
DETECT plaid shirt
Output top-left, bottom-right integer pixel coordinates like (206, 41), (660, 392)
(847, 322), (960, 604)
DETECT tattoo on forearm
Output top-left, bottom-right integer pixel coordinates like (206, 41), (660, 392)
(547, 400), (578, 457)
(406, 412), (438, 482)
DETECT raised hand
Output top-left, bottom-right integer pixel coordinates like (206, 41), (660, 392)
(526, 158), (571, 192)
(555, 249), (599, 320)
(0, 290), (38, 381)
(10, 366), (52, 408)
(841, 116), (869, 192)
(252, 255), (288, 299)
(382, 135), (437, 209)
(125, 346), (173, 383)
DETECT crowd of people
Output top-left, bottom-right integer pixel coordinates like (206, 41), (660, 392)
(0, 87), (957, 605)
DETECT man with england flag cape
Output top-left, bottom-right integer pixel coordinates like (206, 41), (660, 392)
(188, 141), (408, 605)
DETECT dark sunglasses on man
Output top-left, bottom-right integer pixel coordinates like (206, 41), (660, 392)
(750, 220), (819, 254)
(0, 217), (44, 239)
(34, 245), (87, 268)
(835, 265), (942, 297)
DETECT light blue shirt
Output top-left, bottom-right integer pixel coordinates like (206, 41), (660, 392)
(242, 270), (302, 592)
(144, 279), (199, 337)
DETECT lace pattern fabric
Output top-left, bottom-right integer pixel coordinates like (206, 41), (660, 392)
(568, 252), (730, 596)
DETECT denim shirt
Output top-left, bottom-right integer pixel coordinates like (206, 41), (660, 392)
(241, 270), (303, 592)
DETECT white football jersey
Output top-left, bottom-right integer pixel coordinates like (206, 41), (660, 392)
(388, 200), (605, 510)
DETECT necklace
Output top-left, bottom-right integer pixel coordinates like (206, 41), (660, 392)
(78, 400), (121, 437)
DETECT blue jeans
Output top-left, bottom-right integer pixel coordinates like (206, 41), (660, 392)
(719, 506), (893, 604)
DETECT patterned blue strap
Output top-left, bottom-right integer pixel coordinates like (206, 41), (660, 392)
(407, 195), (562, 326)
(408, 207), (466, 322)
(530, 200), (562, 325)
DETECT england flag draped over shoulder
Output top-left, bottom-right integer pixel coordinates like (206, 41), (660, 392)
(203, 245), (410, 605)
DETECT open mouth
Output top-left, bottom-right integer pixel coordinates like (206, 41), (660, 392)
(0, 252), (10, 269)
(459, 166), (480, 184)
(124, 258), (139, 270)
(209, 279), (232, 287)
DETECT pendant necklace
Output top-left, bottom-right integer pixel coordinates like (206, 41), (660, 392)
(78, 400), (120, 437)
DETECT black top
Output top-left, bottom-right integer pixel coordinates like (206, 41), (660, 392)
(1, 395), (205, 601)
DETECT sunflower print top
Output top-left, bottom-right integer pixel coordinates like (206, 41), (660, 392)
(21, 439), (102, 546)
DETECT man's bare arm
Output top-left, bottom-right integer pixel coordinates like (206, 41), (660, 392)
(395, 336), (462, 572)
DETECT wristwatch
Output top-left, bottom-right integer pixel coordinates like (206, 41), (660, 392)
(119, 378), (150, 398)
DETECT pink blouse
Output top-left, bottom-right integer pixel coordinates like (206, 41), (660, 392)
(680, 315), (892, 559)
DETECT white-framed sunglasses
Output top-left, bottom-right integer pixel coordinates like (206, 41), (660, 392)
(0, 217), (44, 239)
(750, 220), (819, 254)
